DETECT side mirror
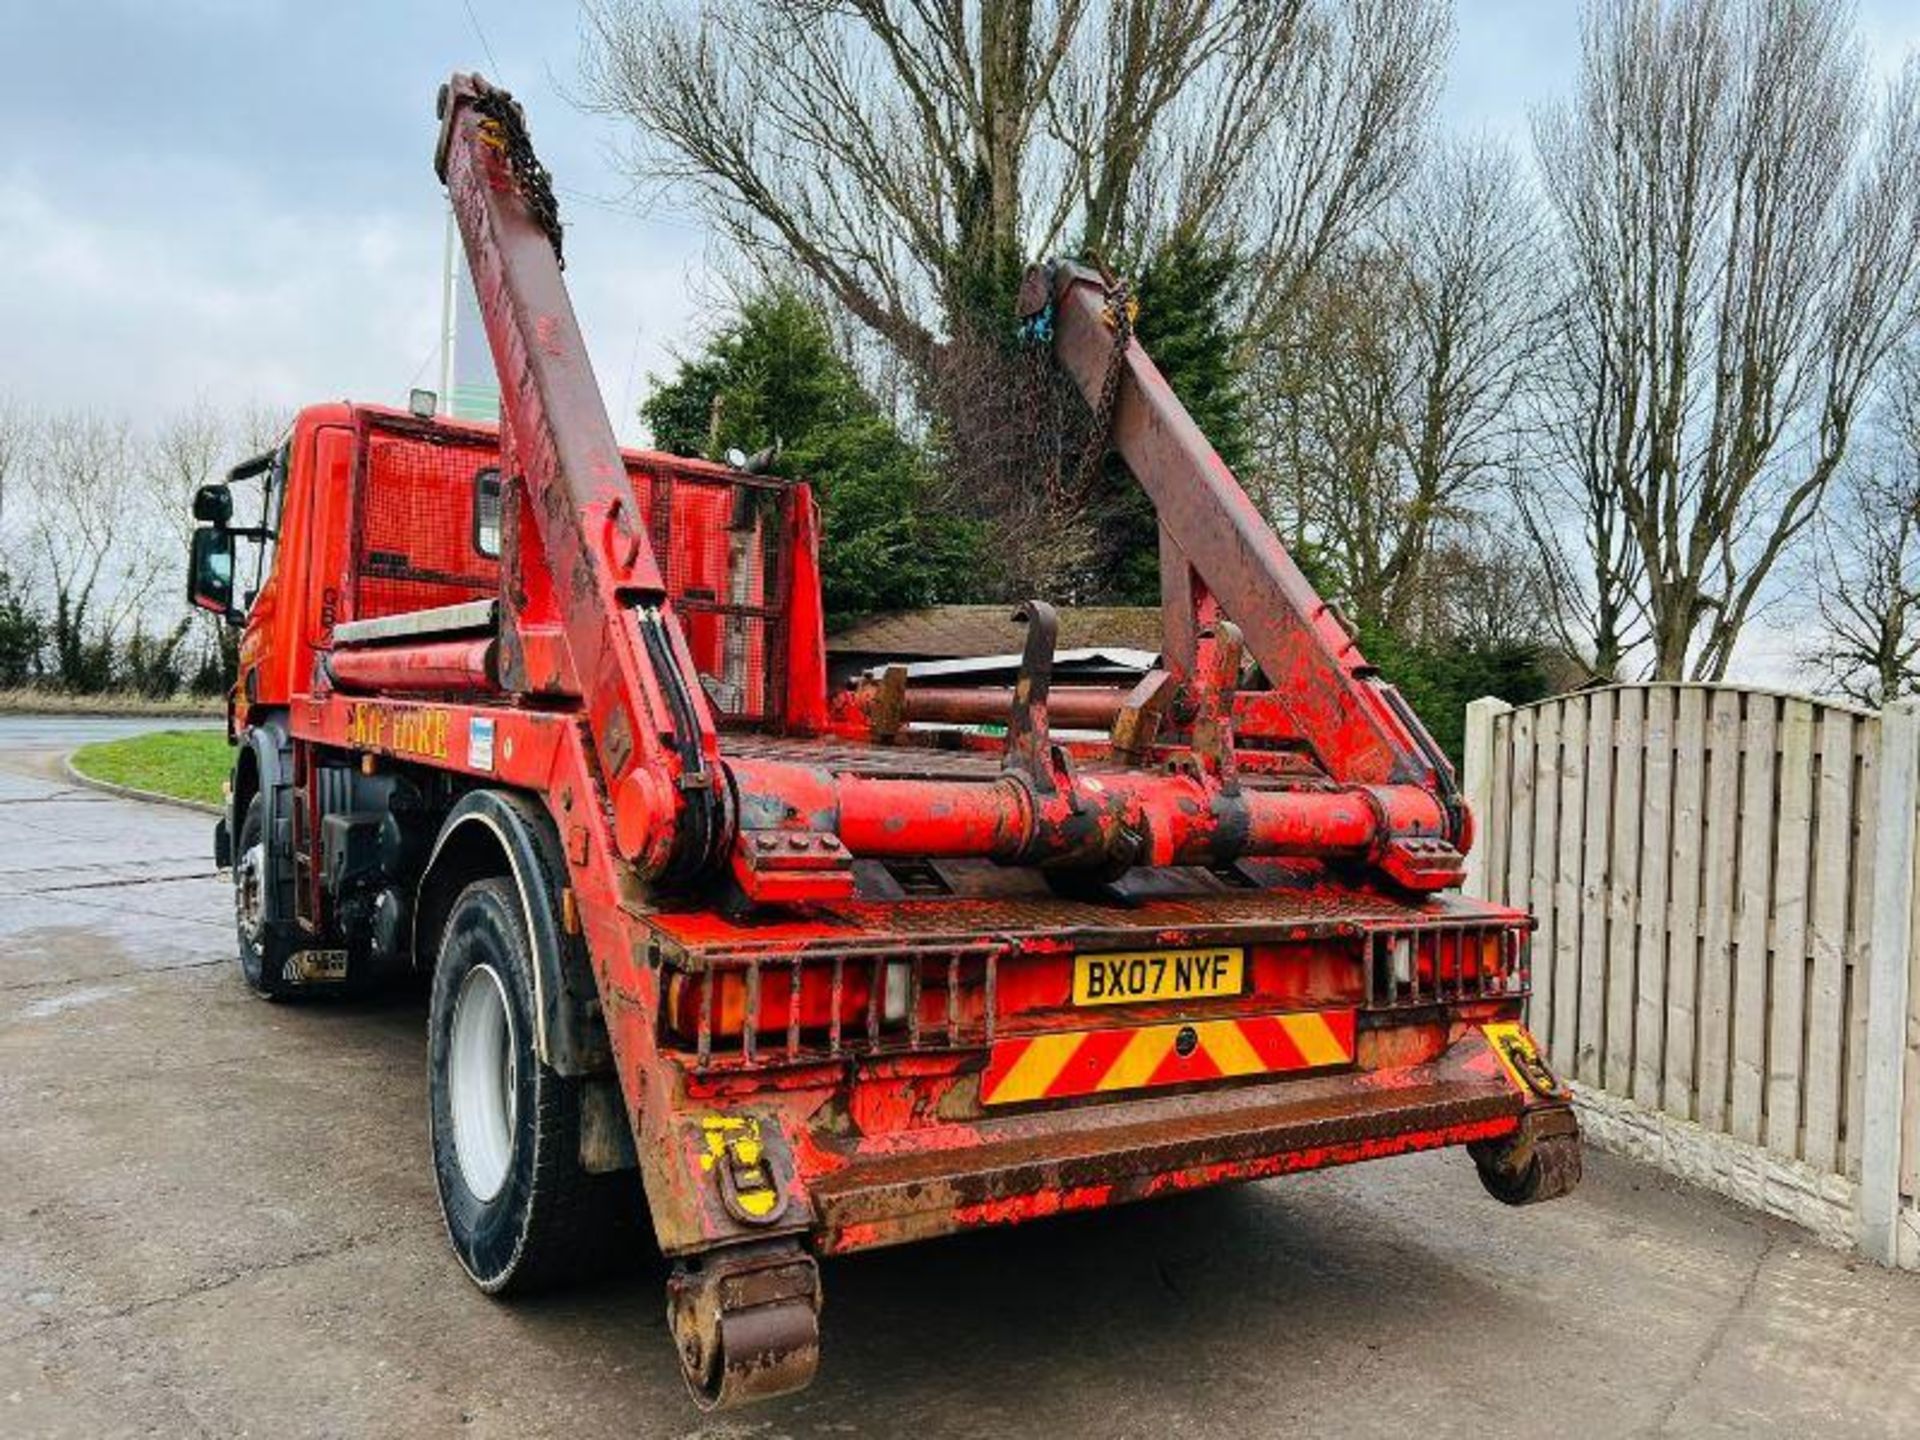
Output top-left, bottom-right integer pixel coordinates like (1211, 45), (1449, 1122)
(192, 482), (233, 526)
(188, 526), (239, 624)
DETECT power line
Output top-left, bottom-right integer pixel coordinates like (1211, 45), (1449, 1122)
(406, 340), (440, 391)
(459, 0), (505, 83)
(619, 318), (647, 444)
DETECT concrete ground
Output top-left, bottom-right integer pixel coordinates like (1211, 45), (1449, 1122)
(2, 715), (1917, 1439)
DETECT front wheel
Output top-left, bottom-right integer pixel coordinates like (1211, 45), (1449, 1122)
(234, 795), (293, 999)
(427, 875), (635, 1293)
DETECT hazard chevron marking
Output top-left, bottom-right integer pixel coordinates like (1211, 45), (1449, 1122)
(981, 1010), (1357, 1106)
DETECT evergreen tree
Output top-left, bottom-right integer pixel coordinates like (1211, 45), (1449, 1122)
(1357, 620), (1551, 768)
(0, 571), (44, 688)
(642, 289), (978, 619)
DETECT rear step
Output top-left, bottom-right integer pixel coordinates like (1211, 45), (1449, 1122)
(807, 1027), (1532, 1253)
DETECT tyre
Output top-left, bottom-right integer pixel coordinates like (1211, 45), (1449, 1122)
(428, 875), (637, 1293)
(234, 795), (293, 999)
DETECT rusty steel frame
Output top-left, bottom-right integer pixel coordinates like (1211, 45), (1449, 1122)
(801, 1021), (1544, 1253)
(414, 40), (1561, 1285)
(437, 74), (720, 885)
(1035, 261), (1454, 797)
(212, 71), (1583, 1410)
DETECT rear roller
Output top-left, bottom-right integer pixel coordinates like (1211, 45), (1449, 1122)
(1470, 1108), (1582, 1206)
(667, 1242), (821, 1410)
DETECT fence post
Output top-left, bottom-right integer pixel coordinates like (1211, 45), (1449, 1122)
(1861, 697), (1919, 1265)
(1461, 696), (1511, 900)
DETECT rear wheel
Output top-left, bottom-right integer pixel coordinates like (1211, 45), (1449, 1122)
(428, 876), (636, 1293)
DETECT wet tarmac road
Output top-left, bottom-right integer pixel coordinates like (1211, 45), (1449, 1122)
(2, 716), (1917, 1439)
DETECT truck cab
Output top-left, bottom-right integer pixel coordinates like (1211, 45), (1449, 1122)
(190, 404), (823, 738)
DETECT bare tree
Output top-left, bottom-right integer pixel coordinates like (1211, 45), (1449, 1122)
(584, 0), (1440, 352)
(140, 399), (292, 692)
(1224, 0), (1452, 336)
(144, 399), (227, 542)
(1248, 139), (1545, 630)
(0, 399), (42, 685)
(1806, 354), (1920, 705)
(0, 396), (27, 528)
(1516, 290), (1652, 681)
(1402, 515), (1556, 652)
(142, 400), (239, 691)
(0, 399), (293, 694)
(1531, 0), (1920, 681)
(583, 0), (1445, 592)
(23, 412), (155, 689)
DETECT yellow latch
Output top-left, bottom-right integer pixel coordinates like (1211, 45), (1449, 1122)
(698, 1115), (788, 1225)
(1482, 1022), (1568, 1100)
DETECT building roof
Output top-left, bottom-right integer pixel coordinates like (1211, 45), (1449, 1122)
(826, 605), (1163, 659)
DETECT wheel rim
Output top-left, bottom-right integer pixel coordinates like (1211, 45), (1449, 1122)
(235, 841), (265, 948)
(448, 962), (517, 1203)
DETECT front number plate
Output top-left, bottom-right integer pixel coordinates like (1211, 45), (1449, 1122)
(1073, 946), (1245, 1006)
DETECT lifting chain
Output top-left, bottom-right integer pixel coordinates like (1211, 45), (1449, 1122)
(472, 88), (565, 268)
(1069, 276), (1136, 497)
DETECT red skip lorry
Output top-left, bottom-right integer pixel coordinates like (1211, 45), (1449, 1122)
(187, 74), (1578, 1408)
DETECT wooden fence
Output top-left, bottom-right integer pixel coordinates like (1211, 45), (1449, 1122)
(1461, 686), (1920, 1265)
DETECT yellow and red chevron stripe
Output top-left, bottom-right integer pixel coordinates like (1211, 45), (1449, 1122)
(981, 1009), (1356, 1106)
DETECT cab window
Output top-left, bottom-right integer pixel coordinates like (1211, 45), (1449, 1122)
(474, 467), (502, 558)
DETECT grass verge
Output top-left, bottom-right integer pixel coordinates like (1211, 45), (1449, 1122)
(69, 730), (232, 808)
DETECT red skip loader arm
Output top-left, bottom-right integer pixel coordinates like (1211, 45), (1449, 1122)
(1028, 261), (1455, 798)
(435, 74), (721, 880)
(432, 75), (1464, 894)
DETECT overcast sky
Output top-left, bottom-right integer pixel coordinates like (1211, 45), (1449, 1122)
(3, 0), (1917, 453)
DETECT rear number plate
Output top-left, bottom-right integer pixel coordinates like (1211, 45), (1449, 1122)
(1073, 946), (1244, 1006)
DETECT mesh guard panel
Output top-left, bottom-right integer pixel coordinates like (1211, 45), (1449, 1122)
(351, 419), (499, 619)
(631, 459), (790, 729)
(347, 414), (791, 729)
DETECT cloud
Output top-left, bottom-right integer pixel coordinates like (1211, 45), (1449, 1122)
(0, 159), (440, 415)
(0, 3), (703, 442)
